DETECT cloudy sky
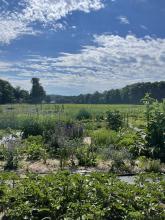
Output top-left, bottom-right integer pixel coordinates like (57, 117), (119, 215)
(0, 0), (165, 95)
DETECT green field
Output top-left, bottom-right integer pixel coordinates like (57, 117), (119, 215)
(0, 104), (145, 130)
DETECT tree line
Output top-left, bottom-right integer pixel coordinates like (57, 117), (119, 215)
(50, 81), (165, 104)
(0, 78), (165, 104)
(0, 78), (46, 104)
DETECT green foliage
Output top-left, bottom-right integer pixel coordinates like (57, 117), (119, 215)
(22, 120), (44, 138)
(27, 143), (43, 161)
(26, 135), (44, 145)
(50, 81), (165, 104)
(107, 110), (123, 131)
(117, 130), (147, 157)
(76, 108), (92, 120)
(91, 128), (119, 146)
(30, 78), (46, 104)
(118, 130), (138, 147)
(4, 150), (18, 170)
(0, 172), (165, 219)
(0, 146), (6, 160)
(76, 145), (97, 166)
(101, 145), (132, 173)
(25, 136), (45, 161)
(0, 79), (29, 104)
(137, 156), (162, 173)
(143, 95), (165, 161)
(44, 121), (83, 157)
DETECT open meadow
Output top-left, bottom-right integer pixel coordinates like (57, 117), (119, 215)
(0, 103), (145, 130)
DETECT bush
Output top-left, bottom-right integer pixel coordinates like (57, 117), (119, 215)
(22, 120), (44, 138)
(0, 147), (6, 160)
(118, 130), (138, 147)
(76, 145), (97, 167)
(107, 110), (123, 131)
(4, 150), (18, 170)
(44, 122), (84, 156)
(101, 145), (133, 173)
(117, 130), (146, 157)
(76, 109), (92, 120)
(27, 143), (44, 161)
(25, 136), (45, 161)
(26, 135), (44, 145)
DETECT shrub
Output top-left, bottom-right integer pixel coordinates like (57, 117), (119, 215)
(118, 130), (138, 147)
(76, 109), (92, 120)
(4, 150), (18, 170)
(44, 122), (84, 156)
(26, 135), (44, 145)
(27, 143), (44, 161)
(95, 113), (104, 121)
(101, 145), (133, 173)
(117, 130), (146, 157)
(76, 145), (97, 167)
(25, 137), (45, 161)
(106, 110), (123, 131)
(22, 120), (44, 138)
(0, 146), (6, 160)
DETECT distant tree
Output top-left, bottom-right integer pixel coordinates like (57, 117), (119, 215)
(14, 87), (30, 103)
(0, 79), (15, 104)
(19, 90), (30, 103)
(30, 78), (46, 104)
(45, 95), (51, 103)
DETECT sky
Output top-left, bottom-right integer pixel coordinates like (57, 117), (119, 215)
(0, 0), (165, 95)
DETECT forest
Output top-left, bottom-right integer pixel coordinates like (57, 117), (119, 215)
(50, 81), (165, 104)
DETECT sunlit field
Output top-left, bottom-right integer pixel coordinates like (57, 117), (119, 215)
(0, 104), (145, 130)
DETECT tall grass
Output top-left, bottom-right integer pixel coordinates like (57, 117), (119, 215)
(0, 104), (145, 130)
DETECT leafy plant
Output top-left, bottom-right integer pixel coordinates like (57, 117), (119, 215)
(1, 172), (165, 220)
(142, 95), (165, 162)
(27, 142), (44, 161)
(137, 156), (162, 173)
(4, 150), (18, 170)
(106, 110), (123, 131)
(76, 145), (97, 167)
(22, 119), (44, 138)
(76, 108), (92, 120)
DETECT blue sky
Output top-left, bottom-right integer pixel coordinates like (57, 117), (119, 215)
(0, 0), (165, 95)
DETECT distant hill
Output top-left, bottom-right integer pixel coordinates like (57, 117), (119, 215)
(50, 81), (165, 104)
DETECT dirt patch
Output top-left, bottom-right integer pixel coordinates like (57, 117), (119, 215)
(20, 159), (60, 174)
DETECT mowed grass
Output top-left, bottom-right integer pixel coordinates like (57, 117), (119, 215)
(0, 104), (145, 129)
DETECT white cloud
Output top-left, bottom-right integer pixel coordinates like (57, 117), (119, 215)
(1, 35), (165, 94)
(117, 16), (130, 24)
(24, 0), (104, 23)
(0, 0), (104, 44)
(0, 18), (39, 44)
